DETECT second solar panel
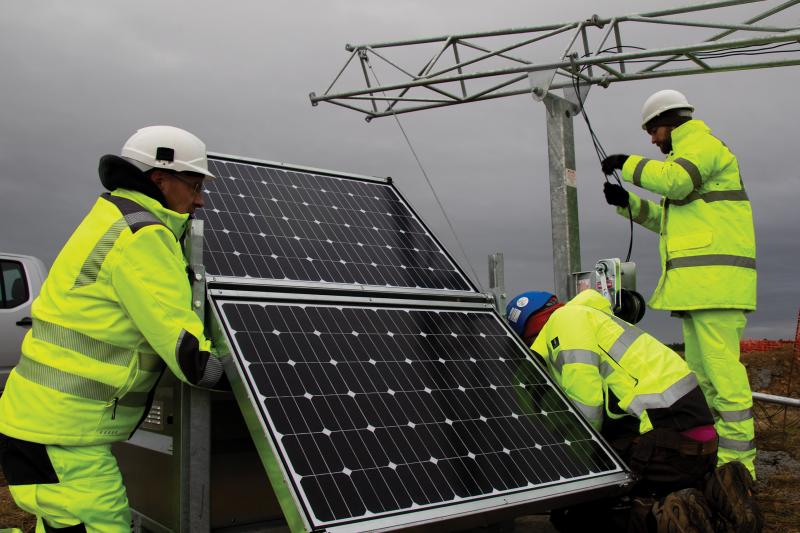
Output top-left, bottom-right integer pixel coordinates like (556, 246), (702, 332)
(198, 156), (475, 292)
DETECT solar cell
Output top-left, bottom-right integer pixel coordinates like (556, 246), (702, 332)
(214, 298), (624, 530)
(198, 156), (474, 292)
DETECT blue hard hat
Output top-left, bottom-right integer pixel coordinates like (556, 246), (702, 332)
(505, 291), (556, 336)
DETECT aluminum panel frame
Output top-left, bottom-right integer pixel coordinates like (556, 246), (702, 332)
(208, 287), (492, 309)
(206, 276), (485, 301)
(209, 152), (391, 184)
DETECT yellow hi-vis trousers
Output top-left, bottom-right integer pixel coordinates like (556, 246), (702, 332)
(682, 309), (757, 478)
(4, 440), (130, 533)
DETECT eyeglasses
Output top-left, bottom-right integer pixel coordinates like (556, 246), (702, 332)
(170, 172), (205, 194)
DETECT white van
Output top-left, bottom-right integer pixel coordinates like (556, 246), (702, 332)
(1, 253), (47, 392)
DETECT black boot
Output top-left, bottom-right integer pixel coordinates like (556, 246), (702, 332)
(703, 461), (763, 533)
(653, 488), (715, 533)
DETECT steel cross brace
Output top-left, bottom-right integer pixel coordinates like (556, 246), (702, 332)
(309, 0), (800, 119)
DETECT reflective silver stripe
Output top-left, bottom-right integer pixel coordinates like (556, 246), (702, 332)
(553, 349), (601, 374)
(666, 254), (756, 270)
(33, 319), (134, 367)
(139, 352), (164, 372)
(627, 373), (699, 416)
(718, 436), (756, 452)
(196, 356), (224, 388)
(15, 355), (115, 401)
(669, 189), (749, 206)
(73, 218), (127, 288)
(607, 317), (644, 363)
(673, 157), (703, 190)
(117, 391), (150, 407)
(718, 407), (754, 422)
(599, 361), (615, 378)
(633, 200), (650, 224)
(123, 210), (159, 228)
(701, 189), (749, 202)
(571, 399), (604, 425)
(670, 191), (701, 206)
(633, 158), (650, 187)
(103, 194), (166, 234)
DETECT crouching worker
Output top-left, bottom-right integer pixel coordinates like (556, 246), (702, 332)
(0, 126), (227, 532)
(506, 289), (762, 533)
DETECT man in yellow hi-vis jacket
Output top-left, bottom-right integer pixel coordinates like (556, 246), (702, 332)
(506, 289), (763, 533)
(600, 90), (757, 479)
(0, 126), (226, 532)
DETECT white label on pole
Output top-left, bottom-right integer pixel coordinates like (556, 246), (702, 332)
(565, 169), (577, 187)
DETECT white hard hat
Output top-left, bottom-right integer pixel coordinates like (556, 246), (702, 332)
(120, 125), (215, 178)
(640, 90), (694, 130)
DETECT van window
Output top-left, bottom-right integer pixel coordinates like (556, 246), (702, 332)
(1, 261), (28, 309)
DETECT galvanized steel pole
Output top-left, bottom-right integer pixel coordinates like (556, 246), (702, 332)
(544, 94), (581, 301)
(753, 391), (800, 407)
(180, 219), (211, 533)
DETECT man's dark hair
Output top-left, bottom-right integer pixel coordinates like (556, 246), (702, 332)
(646, 108), (692, 130)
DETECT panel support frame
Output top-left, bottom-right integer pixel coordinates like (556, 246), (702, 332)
(177, 219), (212, 533)
(488, 252), (507, 314)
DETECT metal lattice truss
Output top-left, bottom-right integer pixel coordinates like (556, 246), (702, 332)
(309, 0), (800, 119)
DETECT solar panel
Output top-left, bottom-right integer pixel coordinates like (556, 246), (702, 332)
(213, 296), (626, 531)
(197, 156), (475, 293)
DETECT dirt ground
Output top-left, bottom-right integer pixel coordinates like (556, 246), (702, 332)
(1, 345), (798, 532)
(743, 344), (800, 533)
(0, 467), (35, 532)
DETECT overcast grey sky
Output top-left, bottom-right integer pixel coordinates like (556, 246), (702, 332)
(1, 1), (797, 342)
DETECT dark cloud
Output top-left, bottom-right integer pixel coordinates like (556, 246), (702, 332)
(1, 1), (796, 342)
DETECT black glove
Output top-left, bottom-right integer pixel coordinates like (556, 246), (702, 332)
(601, 154), (629, 175)
(603, 182), (629, 208)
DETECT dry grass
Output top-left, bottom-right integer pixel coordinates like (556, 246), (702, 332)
(744, 345), (800, 533)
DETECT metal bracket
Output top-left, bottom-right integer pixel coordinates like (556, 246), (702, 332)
(562, 52), (590, 115)
(528, 68), (558, 102)
(570, 258), (637, 310)
(586, 14), (605, 29)
(488, 252), (507, 314)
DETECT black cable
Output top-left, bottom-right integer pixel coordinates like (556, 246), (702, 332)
(570, 64), (634, 262)
(596, 41), (800, 66)
(694, 41), (800, 57)
(597, 45), (647, 53)
(608, 49), (800, 66)
(599, 41), (799, 57)
(599, 41), (800, 58)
